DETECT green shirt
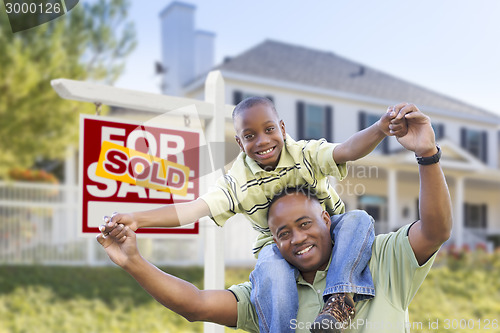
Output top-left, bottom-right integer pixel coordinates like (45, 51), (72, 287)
(228, 224), (438, 333)
(201, 134), (347, 256)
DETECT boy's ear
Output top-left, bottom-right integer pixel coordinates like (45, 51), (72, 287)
(280, 120), (286, 139)
(235, 135), (244, 151)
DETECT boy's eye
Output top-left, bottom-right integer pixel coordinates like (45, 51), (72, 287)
(244, 134), (254, 140)
(266, 127), (275, 133)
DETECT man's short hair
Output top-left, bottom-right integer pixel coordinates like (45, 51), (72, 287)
(232, 96), (279, 120)
(267, 186), (320, 220)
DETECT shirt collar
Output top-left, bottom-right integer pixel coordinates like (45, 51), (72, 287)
(296, 253), (333, 286)
(244, 134), (297, 174)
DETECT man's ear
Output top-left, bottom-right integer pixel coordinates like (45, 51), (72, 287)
(235, 135), (244, 151)
(322, 210), (331, 228)
(280, 120), (286, 140)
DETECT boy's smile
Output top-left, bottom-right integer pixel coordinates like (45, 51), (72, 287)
(233, 103), (286, 170)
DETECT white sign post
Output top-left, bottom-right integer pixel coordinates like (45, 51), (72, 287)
(52, 71), (230, 333)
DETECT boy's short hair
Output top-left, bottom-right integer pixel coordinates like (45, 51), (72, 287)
(267, 185), (320, 220)
(232, 96), (279, 120)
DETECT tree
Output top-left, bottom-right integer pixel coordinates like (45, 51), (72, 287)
(0, 0), (137, 179)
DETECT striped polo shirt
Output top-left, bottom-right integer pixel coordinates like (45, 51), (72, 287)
(200, 134), (347, 256)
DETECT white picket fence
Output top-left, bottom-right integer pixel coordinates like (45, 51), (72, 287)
(0, 180), (258, 266)
(0, 181), (205, 266)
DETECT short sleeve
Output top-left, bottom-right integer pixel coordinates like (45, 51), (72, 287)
(371, 225), (439, 309)
(301, 139), (347, 181)
(227, 282), (259, 333)
(199, 175), (239, 227)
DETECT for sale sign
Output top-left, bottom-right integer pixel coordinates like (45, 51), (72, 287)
(79, 115), (200, 235)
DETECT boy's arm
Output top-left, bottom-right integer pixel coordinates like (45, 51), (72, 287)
(332, 105), (408, 164)
(96, 226), (238, 326)
(101, 197), (211, 232)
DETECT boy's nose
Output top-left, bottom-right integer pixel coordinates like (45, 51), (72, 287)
(256, 135), (270, 146)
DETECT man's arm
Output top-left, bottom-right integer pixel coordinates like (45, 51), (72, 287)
(96, 225), (238, 326)
(394, 103), (452, 265)
(333, 106), (407, 164)
(101, 197), (211, 232)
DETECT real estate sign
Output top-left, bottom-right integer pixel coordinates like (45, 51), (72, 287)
(79, 115), (200, 236)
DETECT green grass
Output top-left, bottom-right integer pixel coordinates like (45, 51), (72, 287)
(0, 249), (499, 333)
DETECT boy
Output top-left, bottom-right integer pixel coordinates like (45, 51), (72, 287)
(101, 97), (407, 332)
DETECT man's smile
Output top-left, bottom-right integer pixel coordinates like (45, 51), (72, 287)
(295, 244), (314, 256)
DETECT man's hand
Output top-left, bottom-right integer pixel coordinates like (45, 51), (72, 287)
(96, 224), (140, 268)
(392, 103), (436, 156)
(377, 106), (408, 137)
(100, 212), (139, 238)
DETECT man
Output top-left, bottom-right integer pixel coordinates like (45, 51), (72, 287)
(97, 103), (452, 332)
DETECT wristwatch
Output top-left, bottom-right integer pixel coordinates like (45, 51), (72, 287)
(416, 146), (441, 165)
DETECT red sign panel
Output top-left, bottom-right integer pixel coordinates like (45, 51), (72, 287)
(79, 115), (200, 235)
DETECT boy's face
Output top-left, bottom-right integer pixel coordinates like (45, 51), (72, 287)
(268, 193), (332, 281)
(233, 103), (286, 170)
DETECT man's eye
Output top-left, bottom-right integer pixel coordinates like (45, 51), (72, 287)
(278, 231), (290, 239)
(300, 221), (311, 228)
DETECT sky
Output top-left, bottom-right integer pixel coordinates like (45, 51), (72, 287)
(113, 0), (500, 115)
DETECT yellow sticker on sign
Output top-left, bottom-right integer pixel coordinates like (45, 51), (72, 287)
(95, 141), (190, 196)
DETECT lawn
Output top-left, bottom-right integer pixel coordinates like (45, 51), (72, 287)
(0, 248), (499, 333)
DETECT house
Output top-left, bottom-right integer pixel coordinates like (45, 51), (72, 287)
(155, 2), (500, 261)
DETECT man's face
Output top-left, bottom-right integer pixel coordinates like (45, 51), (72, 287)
(268, 193), (333, 278)
(234, 103), (286, 170)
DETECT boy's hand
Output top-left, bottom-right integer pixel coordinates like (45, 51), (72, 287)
(377, 106), (408, 137)
(100, 212), (139, 237)
(393, 103), (436, 156)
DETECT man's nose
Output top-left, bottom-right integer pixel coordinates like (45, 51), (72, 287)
(291, 230), (307, 245)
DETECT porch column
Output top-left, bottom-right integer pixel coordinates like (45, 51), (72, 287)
(387, 168), (397, 233)
(454, 176), (465, 248)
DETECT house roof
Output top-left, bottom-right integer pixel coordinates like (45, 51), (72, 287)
(217, 40), (499, 121)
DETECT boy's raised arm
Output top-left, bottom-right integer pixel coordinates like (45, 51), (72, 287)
(332, 105), (408, 164)
(101, 197), (211, 233)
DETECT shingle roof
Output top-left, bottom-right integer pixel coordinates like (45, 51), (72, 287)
(217, 40), (499, 121)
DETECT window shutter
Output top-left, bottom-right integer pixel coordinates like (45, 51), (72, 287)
(382, 138), (389, 154)
(233, 91), (243, 105)
(481, 204), (487, 228)
(438, 124), (445, 140)
(358, 111), (366, 130)
(297, 101), (305, 140)
(481, 131), (488, 163)
(460, 128), (467, 148)
(464, 203), (469, 228)
(325, 105), (333, 142)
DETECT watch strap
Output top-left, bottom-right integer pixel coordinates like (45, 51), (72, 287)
(416, 146), (441, 165)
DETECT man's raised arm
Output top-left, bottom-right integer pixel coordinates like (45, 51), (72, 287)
(393, 103), (452, 265)
(96, 225), (238, 326)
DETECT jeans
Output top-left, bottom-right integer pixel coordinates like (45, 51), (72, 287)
(249, 210), (375, 333)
